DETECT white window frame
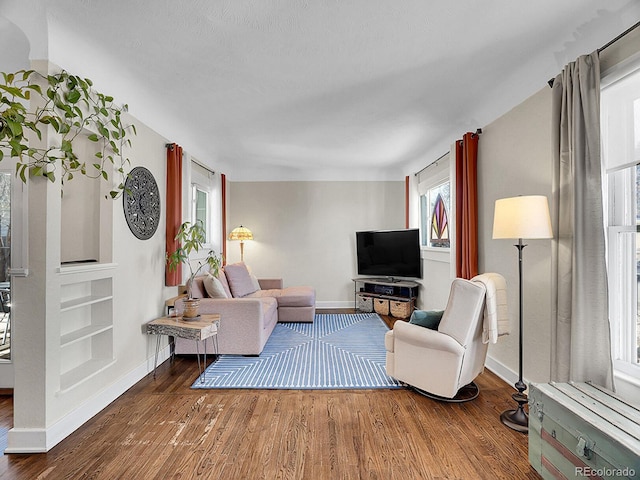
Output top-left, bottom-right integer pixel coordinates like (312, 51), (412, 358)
(191, 183), (210, 243)
(179, 156), (222, 288)
(417, 152), (456, 265)
(188, 160), (218, 250)
(602, 54), (640, 384)
(421, 180), (451, 249)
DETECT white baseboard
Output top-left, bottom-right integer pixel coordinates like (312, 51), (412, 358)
(4, 428), (47, 454)
(5, 346), (171, 454)
(484, 354), (532, 392)
(315, 300), (354, 309)
(0, 364), (14, 388)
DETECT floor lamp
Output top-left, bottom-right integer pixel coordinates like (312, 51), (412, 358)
(228, 225), (253, 262)
(492, 195), (553, 433)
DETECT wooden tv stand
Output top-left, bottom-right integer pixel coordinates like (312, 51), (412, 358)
(352, 277), (419, 319)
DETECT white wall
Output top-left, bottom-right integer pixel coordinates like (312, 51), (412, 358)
(226, 181), (404, 307)
(478, 87), (554, 386)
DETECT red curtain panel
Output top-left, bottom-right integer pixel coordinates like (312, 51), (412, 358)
(165, 143), (183, 286)
(455, 132), (479, 279)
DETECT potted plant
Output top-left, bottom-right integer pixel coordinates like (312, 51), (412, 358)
(0, 68), (135, 198)
(166, 220), (223, 318)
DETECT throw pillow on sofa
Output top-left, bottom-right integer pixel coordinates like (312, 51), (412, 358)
(248, 271), (261, 292)
(409, 310), (444, 330)
(224, 262), (260, 297)
(203, 273), (228, 298)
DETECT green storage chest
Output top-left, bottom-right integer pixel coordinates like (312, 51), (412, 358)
(529, 382), (640, 479)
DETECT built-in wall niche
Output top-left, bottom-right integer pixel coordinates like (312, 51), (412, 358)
(59, 274), (114, 393)
(60, 132), (113, 265)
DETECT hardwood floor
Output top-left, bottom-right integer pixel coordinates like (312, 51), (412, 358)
(0, 313), (541, 479)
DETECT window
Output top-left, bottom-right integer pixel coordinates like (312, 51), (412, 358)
(190, 159), (218, 247)
(421, 182), (450, 248)
(602, 58), (640, 380)
(192, 184), (209, 242)
(188, 159), (222, 253)
(418, 154), (452, 250)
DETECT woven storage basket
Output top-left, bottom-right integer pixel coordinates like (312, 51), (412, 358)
(390, 300), (412, 319)
(356, 294), (373, 312)
(373, 298), (390, 315)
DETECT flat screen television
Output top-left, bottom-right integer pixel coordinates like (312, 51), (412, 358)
(356, 229), (422, 279)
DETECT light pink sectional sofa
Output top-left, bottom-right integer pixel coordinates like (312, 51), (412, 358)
(174, 263), (316, 355)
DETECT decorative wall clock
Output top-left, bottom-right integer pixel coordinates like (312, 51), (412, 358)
(123, 166), (161, 240)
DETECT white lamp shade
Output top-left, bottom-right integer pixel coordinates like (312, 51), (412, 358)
(492, 195), (553, 240)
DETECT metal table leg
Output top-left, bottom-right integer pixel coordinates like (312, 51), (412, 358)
(195, 338), (208, 383)
(153, 335), (161, 379)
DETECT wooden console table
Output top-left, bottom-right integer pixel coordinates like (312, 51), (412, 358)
(146, 314), (221, 383)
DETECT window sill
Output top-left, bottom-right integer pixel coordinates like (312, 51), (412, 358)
(613, 367), (640, 405)
(421, 247), (451, 263)
(614, 360), (640, 383)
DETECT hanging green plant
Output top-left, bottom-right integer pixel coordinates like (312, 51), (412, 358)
(0, 69), (136, 198)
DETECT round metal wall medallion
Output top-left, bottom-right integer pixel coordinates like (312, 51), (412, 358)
(123, 166), (161, 240)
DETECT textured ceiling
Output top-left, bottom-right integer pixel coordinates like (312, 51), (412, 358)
(2, 1), (640, 180)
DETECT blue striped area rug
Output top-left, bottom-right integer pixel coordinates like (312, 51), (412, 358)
(192, 313), (401, 390)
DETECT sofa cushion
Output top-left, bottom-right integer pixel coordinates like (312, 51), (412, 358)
(190, 276), (207, 299)
(217, 268), (233, 298)
(224, 262), (260, 297)
(248, 272), (261, 292)
(203, 273), (229, 298)
(247, 286), (315, 307)
(277, 286), (315, 307)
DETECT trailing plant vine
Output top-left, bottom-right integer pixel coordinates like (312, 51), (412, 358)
(0, 69), (136, 198)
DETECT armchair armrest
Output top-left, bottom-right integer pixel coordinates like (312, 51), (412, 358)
(174, 297), (271, 355)
(258, 278), (283, 289)
(176, 297), (263, 318)
(393, 321), (464, 356)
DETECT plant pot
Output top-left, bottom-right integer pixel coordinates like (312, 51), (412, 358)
(182, 298), (200, 319)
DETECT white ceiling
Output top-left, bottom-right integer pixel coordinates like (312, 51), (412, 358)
(2, 1), (640, 180)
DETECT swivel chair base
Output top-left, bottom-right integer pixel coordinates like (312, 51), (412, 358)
(412, 382), (480, 403)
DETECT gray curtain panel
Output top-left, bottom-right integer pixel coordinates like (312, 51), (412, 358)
(550, 51), (614, 390)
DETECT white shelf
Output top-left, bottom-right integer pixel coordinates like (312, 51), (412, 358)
(59, 274), (114, 392)
(353, 277), (419, 288)
(357, 291), (414, 302)
(59, 358), (116, 394)
(58, 262), (118, 276)
(60, 294), (113, 312)
(60, 324), (113, 348)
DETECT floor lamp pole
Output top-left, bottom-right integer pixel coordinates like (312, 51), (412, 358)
(500, 238), (529, 433)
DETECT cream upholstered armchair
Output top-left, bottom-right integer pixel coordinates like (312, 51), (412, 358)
(385, 274), (507, 401)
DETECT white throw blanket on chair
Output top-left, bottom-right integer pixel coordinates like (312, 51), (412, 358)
(471, 273), (509, 344)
